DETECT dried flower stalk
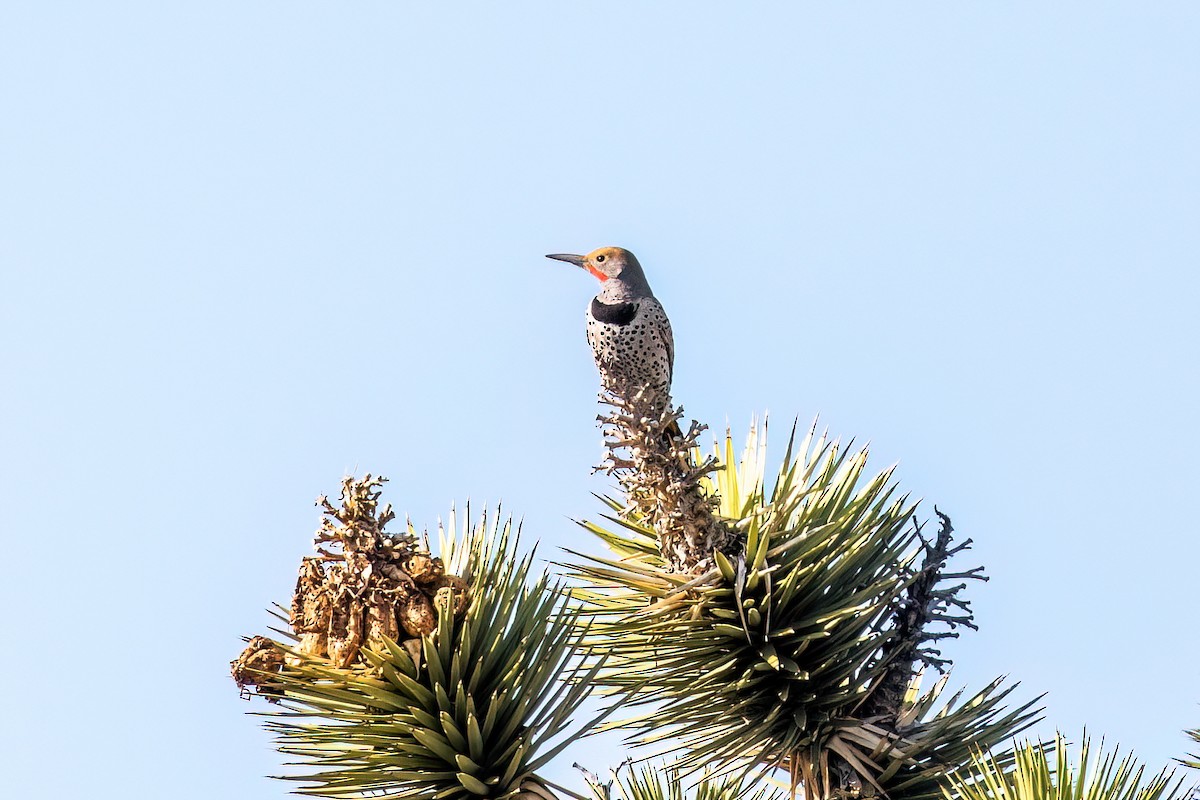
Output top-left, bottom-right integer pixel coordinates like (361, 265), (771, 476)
(596, 382), (742, 573)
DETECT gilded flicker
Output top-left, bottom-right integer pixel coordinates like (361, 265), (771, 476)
(547, 247), (675, 406)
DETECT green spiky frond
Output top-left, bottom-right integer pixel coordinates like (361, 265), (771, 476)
(568, 420), (1040, 798)
(871, 672), (1040, 800)
(946, 734), (1190, 800)
(248, 506), (604, 799)
(1182, 728), (1200, 769)
(577, 761), (787, 800)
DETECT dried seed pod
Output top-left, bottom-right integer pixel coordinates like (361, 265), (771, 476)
(401, 638), (423, 669)
(231, 636), (285, 700)
(301, 588), (332, 634)
(343, 552), (372, 596)
(404, 553), (444, 586)
(291, 558), (326, 630)
(342, 526), (375, 553)
(399, 593), (437, 637)
(364, 597), (400, 650)
(434, 586), (455, 617)
(327, 599), (365, 667)
(293, 569), (332, 640)
(433, 574), (471, 616)
(296, 631), (328, 659)
(377, 533), (415, 562)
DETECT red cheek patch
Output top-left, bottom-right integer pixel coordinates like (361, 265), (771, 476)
(587, 266), (609, 281)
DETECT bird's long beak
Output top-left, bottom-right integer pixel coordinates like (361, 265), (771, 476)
(546, 253), (586, 268)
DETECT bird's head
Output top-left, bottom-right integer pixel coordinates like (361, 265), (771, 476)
(546, 247), (644, 285)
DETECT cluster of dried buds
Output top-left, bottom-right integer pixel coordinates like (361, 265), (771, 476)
(597, 384), (743, 574)
(230, 635), (286, 700)
(232, 475), (470, 698)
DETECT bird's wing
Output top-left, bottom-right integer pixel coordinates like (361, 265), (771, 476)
(662, 307), (675, 382)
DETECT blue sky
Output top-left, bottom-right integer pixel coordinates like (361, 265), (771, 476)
(2, 2), (1198, 797)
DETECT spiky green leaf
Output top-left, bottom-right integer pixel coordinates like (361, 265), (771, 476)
(244, 504), (604, 799)
(946, 733), (1191, 800)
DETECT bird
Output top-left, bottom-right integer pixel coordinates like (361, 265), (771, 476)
(546, 247), (675, 407)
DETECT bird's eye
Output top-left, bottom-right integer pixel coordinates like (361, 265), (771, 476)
(595, 254), (606, 263)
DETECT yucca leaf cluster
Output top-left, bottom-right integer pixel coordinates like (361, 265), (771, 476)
(946, 734), (1191, 800)
(577, 761), (787, 800)
(569, 421), (1040, 797)
(235, 491), (603, 800)
(1183, 729), (1200, 770)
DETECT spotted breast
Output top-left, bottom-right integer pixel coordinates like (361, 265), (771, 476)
(585, 295), (674, 400)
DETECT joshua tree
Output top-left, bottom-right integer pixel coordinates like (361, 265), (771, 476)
(570, 396), (1038, 799)
(233, 406), (1048, 800)
(232, 341), (1195, 800)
